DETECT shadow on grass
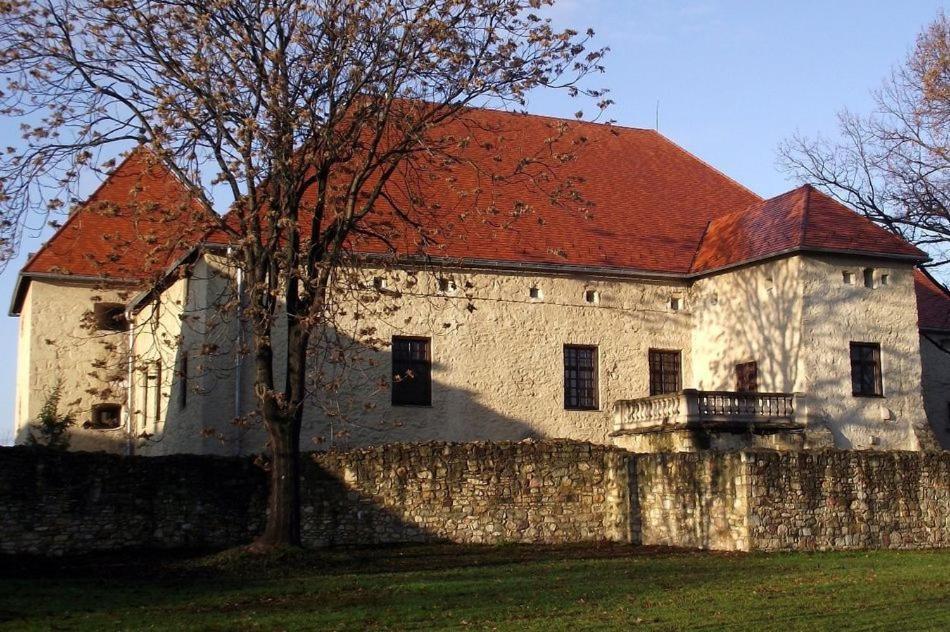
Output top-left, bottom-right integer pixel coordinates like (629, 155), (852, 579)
(1, 544), (948, 630)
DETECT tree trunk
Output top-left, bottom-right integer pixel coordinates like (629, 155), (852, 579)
(253, 414), (302, 550)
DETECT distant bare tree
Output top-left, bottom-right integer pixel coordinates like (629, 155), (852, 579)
(779, 11), (950, 270)
(0, 0), (607, 550)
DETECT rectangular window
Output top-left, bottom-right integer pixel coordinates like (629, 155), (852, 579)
(392, 337), (431, 406)
(850, 342), (883, 397)
(564, 345), (598, 410)
(649, 349), (682, 396)
(93, 302), (127, 331)
(88, 403), (121, 430)
(735, 361), (758, 392)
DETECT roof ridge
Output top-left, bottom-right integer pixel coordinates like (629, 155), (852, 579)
(917, 266), (950, 298)
(649, 131), (762, 203)
(799, 184), (812, 247)
(688, 219), (715, 273)
(459, 104), (761, 204)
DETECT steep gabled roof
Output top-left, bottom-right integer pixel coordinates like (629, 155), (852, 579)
(691, 185), (928, 273)
(915, 268), (950, 332)
(10, 148), (213, 314)
(209, 108), (763, 274)
(10, 108), (936, 320)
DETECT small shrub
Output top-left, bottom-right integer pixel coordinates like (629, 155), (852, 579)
(29, 381), (76, 450)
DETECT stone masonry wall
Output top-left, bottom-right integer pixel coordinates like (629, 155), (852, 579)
(746, 451), (950, 551)
(303, 441), (635, 546)
(0, 441), (636, 556)
(634, 452), (749, 551)
(634, 451), (950, 552)
(0, 447), (265, 556)
(0, 443), (947, 557)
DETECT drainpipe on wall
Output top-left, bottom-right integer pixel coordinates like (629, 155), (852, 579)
(124, 309), (135, 457)
(231, 248), (245, 455)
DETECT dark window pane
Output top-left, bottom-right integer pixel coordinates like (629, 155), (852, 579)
(564, 345), (598, 410)
(85, 403), (121, 430)
(850, 342), (883, 397)
(93, 303), (127, 331)
(392, 337), (431, 406)
(649, 350), (681, 396)
(736, 361), (758, 392)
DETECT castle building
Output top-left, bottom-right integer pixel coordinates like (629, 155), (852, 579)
(10, 109), (950, 454)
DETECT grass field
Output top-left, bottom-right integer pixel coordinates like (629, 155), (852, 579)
(1, 544), (948, 630)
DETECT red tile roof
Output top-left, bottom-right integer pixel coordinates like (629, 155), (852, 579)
(14, 108), (933, 311)
(915, 269), (950, 331)
(211, 108), (762, 273)
(21, 148), (212, 282)
(691, 185), (927, 273)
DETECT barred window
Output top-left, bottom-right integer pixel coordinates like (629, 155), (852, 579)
(850, 342), (883, 397)
(649, 349), (681, 396)
(564, 345), (598, 410)
(392, 337), (431, 406)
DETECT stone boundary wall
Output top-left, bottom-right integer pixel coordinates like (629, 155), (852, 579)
(304, 441), (635, 546)
(634, 452), (749, 551)
(745, 452), (950, 551)
(0, 444), (947, 556)
(0, 448), (265, 556)
(633, 451), (950, 551)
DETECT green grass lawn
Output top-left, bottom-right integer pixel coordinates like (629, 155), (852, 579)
(0, 544), (948, 631)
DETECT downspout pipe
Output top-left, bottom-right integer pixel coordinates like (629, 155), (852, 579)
(230, 247), (245, 454)
(124, 308), (135, 456)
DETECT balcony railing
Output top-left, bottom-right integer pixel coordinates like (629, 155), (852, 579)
(612, 389), (803, 434)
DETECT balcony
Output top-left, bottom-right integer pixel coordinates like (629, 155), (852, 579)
(612, 389), (806, 437)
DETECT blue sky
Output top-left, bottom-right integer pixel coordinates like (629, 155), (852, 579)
(0, 0), (945, 443)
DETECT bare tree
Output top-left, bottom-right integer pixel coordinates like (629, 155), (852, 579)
(779, 11), (950, 270)
(0, 0), (607, 549)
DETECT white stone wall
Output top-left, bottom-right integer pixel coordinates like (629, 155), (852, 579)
(689, 256), (805, 393)
(13, 280), (130, 453)
(300, 265), (695, 450)
(920, 334), (950, 449)
(134, 255), (696, 453)
(798, 256), (934, 450)
(19, 251), (941, 455)
(131, 255), (250, 456)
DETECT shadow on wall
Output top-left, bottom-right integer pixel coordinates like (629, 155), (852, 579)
(699, 259), (802, 394)
(0, 442), (632, 556)
(695, 258), (932, 450)
(635, 453), (747, 551)
(140, 323), (544, 456)
(920, 335), (950, 450)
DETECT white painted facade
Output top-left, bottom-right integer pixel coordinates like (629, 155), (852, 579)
(12, 250), (944, 454)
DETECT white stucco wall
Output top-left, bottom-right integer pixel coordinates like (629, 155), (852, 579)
(131, 255), (249, 456)
(13, 280), (130, 453)
(133, 255), (696, 453)
(19, 251), (942, 455)
(798, 256), (934, 450)
(301, 266), (694, 450)
(689, 257), (804, 394)
(920, 334), (950, 449)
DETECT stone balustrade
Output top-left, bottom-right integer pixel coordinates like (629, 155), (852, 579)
(612, 389), (803, 435)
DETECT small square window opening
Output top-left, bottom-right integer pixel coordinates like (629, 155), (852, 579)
(842, 271), (854, 285)
(529, 286), (542, 300)
(438, 278), (457, 293)
(584, 290), (599, 304)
